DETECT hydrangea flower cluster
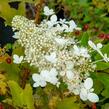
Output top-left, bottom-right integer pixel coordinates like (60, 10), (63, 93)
(11, 6), (109, 103)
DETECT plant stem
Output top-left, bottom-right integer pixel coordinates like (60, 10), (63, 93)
(35, 0), (45, 24)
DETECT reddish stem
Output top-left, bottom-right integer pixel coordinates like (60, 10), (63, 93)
(92, 103), (96, 109)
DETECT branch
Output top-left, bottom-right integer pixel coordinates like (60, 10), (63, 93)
(35, 0), (45, 24)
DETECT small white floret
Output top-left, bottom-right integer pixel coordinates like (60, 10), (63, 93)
(13, 54), (23, 64)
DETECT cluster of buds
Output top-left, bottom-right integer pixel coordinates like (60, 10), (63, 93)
(98, 33), (109, 39)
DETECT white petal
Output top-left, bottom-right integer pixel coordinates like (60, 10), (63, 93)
(50, 68), (58, 76)
(47, 21), (53, 27)
(67, 20), (77, 32)
(73, 45), (79, 51)
(19, 56), (23, 62)
(73, 45), (80, 55)
(45, 52), (57, 63)
(54, 37), (68, 46)
(32, 74), (39, 81)
(73, 89), (80, 95)
(75, 27), (81, 30)
(41, 68), (58, 85)
(44, 6), (49, 12)
(66, 61), (74, 70)
(90, 88), (94, 92)
(97, 43), (102, 49)
(103, 54), (109, 62)
(40, 70), (49, 80)
(13, 54), (19, 60)
(84, 78), (93, 90)
(62, 24), (68, 30)
(56, 82), (60, 87)
(88, 41), (104, 58)
(88, 93), (99, 102)
(50, 15), (57, 22)
(12, 33), (20, 39)
(33, 83), (39, 87)
(49, 77), (58, 85)
(59, 18), (66, 24)
(69, 20), (77, 28)
(60, 71), (65, 76)
(64, 25), (70, 32)
(80, 88), (88, 101)
(13, 54), (22, 64)
(13, 59), (18, 64)
(40, 80), (47, 87)
(12, 35), (19, 39)
(44, 6), (54, 16)
(32, 73), (47, 87)
(88, 40), (97, 50)
(66, 70), (74, 80)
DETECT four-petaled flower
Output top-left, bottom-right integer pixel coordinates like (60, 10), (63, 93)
(32, 73), (46, 87)
(13, 54), (23, 64)
(44, 6), (54, 16)
(45, 52), (57, 63)
(32, 68), (58, 87)
(80, 78), (99, 103)
(40, 68), (58, 85)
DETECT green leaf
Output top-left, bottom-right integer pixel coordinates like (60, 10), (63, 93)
(0, 0), (25, 25)
(78, 0), (88, 4)
(23, 84), (35, 109)
(95, 43), (109, 60)
(102, 103), (109, 109)
(5, 43), (12, 50)
(0, 0), (38, 25)
(83, 15), (91, 23)
(80, 32), (89, 47)
(101, 43), (109, 54)
(92, 73), (109, 98)
(0, 62), (20, 81)
(102, 88), (109, 98)
(8, 81), (23, 107)
(8, 81), (35, 109)
(93, 80), (104, 94)
(9, 0), (38, 3)
(59, 82), (68, 91)
(56, 97), (82, 109)
(96, 62), (109, 70)
(12, 43), (24, 56)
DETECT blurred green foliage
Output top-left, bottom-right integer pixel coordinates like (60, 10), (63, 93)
(48, 0), (109, 36)
(0, 0), (38, 25)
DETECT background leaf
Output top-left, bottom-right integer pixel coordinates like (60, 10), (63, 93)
(0, 62), (20, 81)
(8, 81), (35, 109)
(56, 97), (82, 109)
(8, 80), (23, 107)
(92, 73), (109, 98)
(22, 84), (35, 109)
(0, 0), (25, 25)
(80, 32), (89, 47)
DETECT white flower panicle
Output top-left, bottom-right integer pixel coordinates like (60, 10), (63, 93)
(11, 6), (101, 103)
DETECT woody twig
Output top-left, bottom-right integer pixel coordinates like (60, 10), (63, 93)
(35, 0), (45, 24)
